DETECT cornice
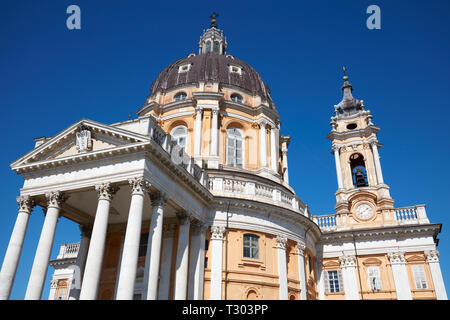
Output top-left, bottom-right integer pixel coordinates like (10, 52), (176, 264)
(319, 223), (442, 243)
(326, 125), (380, 141)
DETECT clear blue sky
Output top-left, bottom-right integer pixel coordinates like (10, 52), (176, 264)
(1, 0), (449, 300)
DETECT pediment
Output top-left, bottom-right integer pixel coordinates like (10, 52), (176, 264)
(406, 254), (426, 263)
(11, 119), (149, 169)
(323, 261), (340, 269)
(362, 257), (382, 266)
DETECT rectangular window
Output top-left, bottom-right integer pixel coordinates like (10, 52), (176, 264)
(412, 265), (428, 289)
(367, 266), (382, 291)
(55, 287), (67, 300)
(243, 234), (259, 259)
(324, 270), (343, 293)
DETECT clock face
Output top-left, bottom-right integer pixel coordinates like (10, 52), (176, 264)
(355, 204), (373, 219)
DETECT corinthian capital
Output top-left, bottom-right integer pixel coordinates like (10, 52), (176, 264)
(210, 225), (226, 240)
(276, 235), (288, 250)
(45, 191), (66, 209)
(339, 254), (357, 268)
(296, 243), (306, 256)
(150, 192), (168, 208)
(387, 251), (406, 265)
(128, 177), (150, 195)
(95, 183), (118, 201)
(16, 195), (35, 214)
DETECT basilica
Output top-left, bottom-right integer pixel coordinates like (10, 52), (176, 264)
(0, 16), (447, 300)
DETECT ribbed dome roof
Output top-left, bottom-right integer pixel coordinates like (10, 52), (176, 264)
(149, 52), (274, 106)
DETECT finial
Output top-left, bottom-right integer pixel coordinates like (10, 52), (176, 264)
(210, 12), (219, 28)
(342, 66), (349, 81)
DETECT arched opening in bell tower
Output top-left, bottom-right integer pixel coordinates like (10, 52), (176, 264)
(350, 153), (368, 188)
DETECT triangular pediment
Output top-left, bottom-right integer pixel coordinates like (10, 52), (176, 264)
(11, 119), (149, 169)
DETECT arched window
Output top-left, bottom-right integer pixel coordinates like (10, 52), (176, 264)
(174, 92), (187, 102)
(206, 41), (211, 52)
(213, 41), (220, 53)
(231, 93), (243, 103)
(226, 127), (243, 168)
(243, 234), (259, 259)
(350, 153), (368, 187)
(171, 125), (187, 150)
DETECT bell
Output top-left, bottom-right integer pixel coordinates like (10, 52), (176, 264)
(354, 168), (367, 187)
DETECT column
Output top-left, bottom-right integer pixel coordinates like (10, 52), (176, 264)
(296, 243), (307, 300)
(0, 195), (35, 300)
(276, 235), (288, 300)
(282, 149), (289, 184)
(25, 191), (65, 300)
(144, 193), (167, 300)
(194, 107), (203, 157)
(210, 225), (225, 300)
(79, 183), (118, 300)
(259, 120), (267, 168)
(425, 250), (447, 300)
(387, 251), (412, 300)
(188, 222), (206, 300)
(68, 225), (91, 300)
(116, 177), (150, 300)
(173, 212), (191, 300)
(316, 254), (325, 300)
(157, 224), (176, 300)
(270, 124), (278, 173)
(370, 141), (384, 184)
(333, 145), (344, 189)
(339, 254), (359, 300)
(210, 109), (219, 156)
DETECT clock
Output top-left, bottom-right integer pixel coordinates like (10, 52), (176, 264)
(355, 203), (373, 219)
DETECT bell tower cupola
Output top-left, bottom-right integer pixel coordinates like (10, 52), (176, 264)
(198, 13), (228, 55)
(326, 68), (394, 226)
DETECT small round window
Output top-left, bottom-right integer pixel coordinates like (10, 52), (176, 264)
(174, 92), (187, 102)
(346, 123), (357, 130)
(231, 94), (243, 103)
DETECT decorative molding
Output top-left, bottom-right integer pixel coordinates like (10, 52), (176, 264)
(424, 250), (439, 263)
(75, 125), (92, 153)
(387, 251), (406, 265)
(95, 182), (118, 201)
(211, 225), (226, 240)
(50, 279), (58, 289)
(339, 253), (356, 268)
(296, 243), (306, 256)
(16, 195), (35, 214)
(128, 176), (151, 195)
(150, 192), (168, 208)
(276, 234), (288, 250)
(176, 211), (190, 226)
(45, 191), (66, 209)
(162, 223), (177, 238)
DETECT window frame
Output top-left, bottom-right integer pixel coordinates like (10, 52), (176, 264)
(230, 93), (243, 104)
(226, 127), (244, 168)
(367, 266), (382, 291)
(171, 125), (188, 151)
(324, 269), (344, 293)
(243, 233), (260, 259)
(174, 92), (187, 102)
(411, 265), (428, 290)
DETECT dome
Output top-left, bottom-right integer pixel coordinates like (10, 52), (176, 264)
(149, 52), (274, 107)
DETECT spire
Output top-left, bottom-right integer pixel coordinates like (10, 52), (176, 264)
(198, 13), (228, 55)
(210, 12), (219, 28)
(335, 66), (363, 116)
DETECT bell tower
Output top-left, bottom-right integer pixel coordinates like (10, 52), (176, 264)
(326, 68), (394, 227)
